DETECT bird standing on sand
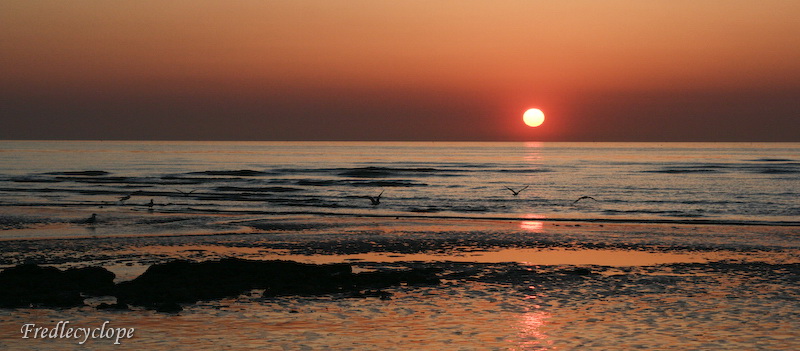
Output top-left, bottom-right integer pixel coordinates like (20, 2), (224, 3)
(573, 196), (597, 204)
(366, 191), (384, 206)
(147, 199), (154, 208)
(82, 213), (97, 224)
(505, 185), (529, 196)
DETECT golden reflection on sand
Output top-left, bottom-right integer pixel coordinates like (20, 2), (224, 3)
(519, 220), (544, 232)
(515, 310), (553, 350)
(133, 245), (721, 267)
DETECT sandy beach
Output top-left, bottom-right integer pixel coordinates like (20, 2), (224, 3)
(2, 209), (798, 350)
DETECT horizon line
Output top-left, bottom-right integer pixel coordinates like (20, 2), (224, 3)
(1, 139), (798, 144)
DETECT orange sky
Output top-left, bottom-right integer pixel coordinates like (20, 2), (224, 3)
(2, 1), (799, 141)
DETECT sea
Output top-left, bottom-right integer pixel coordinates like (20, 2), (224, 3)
(0, 141), (798, 350)
(1, 141), (798, 227)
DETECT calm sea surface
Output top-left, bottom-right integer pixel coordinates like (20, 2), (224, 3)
(1, 141), (798, 225)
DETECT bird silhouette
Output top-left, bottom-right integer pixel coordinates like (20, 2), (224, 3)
(82, 213), (97, 224)
(174, 189), (197, 197)
(505, 185), (529, 196)
(118, 194), (131, 203)
(573, 196), (597, 204)
(147, 199), (154, 208)
(365, 191), (384, 206)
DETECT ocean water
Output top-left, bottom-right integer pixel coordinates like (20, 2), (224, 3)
(1, 141), (798, 228)
(1, 141), (799, 350)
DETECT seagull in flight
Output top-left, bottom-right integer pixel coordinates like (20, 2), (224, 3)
(505, 185), (529, 196)
(573, 196), (597, 204)
(365, 191), (384, 206)
(174, 189), (198, 197)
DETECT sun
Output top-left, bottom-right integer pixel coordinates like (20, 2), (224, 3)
(523, 108), (545, 127)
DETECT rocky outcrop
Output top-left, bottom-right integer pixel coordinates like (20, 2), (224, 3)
(115, 258), (440, 309)
(0, 264), (115, 308)
(0, 258), (441, 311)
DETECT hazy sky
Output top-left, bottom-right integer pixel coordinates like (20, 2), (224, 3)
(2, 1), (799, 141)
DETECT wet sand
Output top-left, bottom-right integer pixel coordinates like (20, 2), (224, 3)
(1, 212), (799, 350)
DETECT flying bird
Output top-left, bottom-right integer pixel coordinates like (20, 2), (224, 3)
(573, 196), (597, 204)
(174, 189), (198, 197)
(505, 185), (529, 196)
(365, 191), (384, 206)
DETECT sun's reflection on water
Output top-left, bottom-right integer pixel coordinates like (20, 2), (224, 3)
(523, 142), (544, 162)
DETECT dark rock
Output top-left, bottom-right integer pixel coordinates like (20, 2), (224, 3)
(115, 258), (353, 306)
(33, 291), (85, 308)
(64, 267), (116, 294)
(398, 269), (442, 286)
(154, 302), (183, 313)
(345, 269), (441, 289)
(2, 259), (442, 309)
(96, 302), (130, 311)
(560, 267), (594, 276)
(348, 289), (393, 300)
(0, 264), (115, 308)
(0, 265), (78, 307)
(115, 258), (439, 307)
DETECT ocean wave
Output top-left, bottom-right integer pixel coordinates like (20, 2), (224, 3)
(10, 176), (62, 183)
(159, 175), (245, 185)
(271, 168), (330, 175)
(54, 176), (136, 184)
(636, 199), (746, 205)
(295, 179), (339, 186)
(285, 178), (428, 187)
(645, 162), (800, 175)
(44, 171), (110, 176)
(449, 205), (491, 213)
(188, 170), (268, 177)
(264, 198), (344, 208)
(602, 209), (707, 217)
(348, 180), (427, 187)
(337, 166), (439, 178)
(270, 166), (467, 178)
(752, 167), (799, 174)
(644, 168), (723, 174)
(497, 169), (552, 173)
(214, 186), (303, 193)
(749, 158), (796, 162)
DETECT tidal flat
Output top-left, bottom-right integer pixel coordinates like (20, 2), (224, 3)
(1, 214), (798, 350)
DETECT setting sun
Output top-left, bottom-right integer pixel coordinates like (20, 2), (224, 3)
(523, 108), (545, 127)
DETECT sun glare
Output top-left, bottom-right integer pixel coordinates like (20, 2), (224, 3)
(523, 109), (545, 127)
